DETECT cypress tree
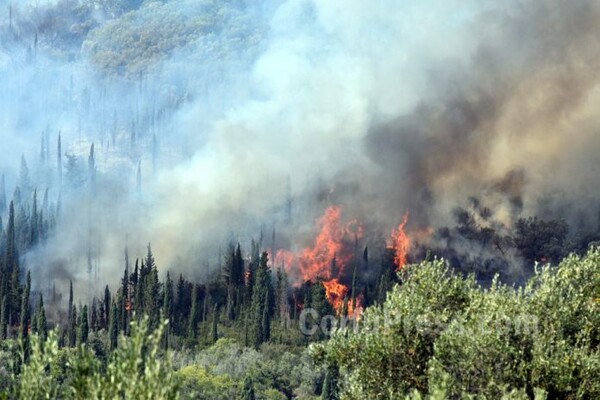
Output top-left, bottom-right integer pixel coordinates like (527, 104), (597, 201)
(143, 249), (160, 329)
(226, 286), (235, 321)
(0, 296), (7, 340)
(69, 305), (77, 347)
(109, 302), (118, 350)
(211, 304), (218, 343)
(188, 284), (198, 340)
(30, 189), (38, 245)
(67, 280), (73, 341)
(162, 272), (173, 349)
(241, 376), (256, 400)
(234, 243), (244, 288)
(19, 271), (31, 344)
(103, 285), (111, 328)
(261, 291), (270, 343)
(37, 295), (47, 341)
(6, 202), (20, 325)
(90, 297), (98, 332)
(121, 261), (129, 334)
(321, 365), (340, 400)
(175, 273), (186, 336)
(250, 252), (271, 348)
(78, 305), (89, 345)
(0, 174), (6, 215)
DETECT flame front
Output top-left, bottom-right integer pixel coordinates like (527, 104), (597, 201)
(322, 278), (349, 312)
(389, 212), (410, 270)
(277, 206), (409, 317)
(298, 206), (354, 281)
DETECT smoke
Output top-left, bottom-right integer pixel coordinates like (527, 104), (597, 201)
(1, 0), (600, 298)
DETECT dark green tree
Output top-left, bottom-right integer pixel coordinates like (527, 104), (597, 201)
(109, 302), (119, 350)
(162, 272), (173, 349)
(211, 304), (218, 343)
(321, 365), (340, 400)
(0, 296), (7, 340)
(78, 305), (89, 345)
(240, 376), (255, 400)
(69, 305), (77, 347)
(19, 271), (31, 344)
(36, 294), (47, 341)
(261, 291), (270, 343)
(188, 284), (198, 340)
(104, 285), (111, 329)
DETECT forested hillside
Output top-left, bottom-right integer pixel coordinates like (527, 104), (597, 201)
(0, 0), (599, 399)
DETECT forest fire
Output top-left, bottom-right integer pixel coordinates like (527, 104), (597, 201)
(322, 278), (349, 311)
(275, 206), (364, 315)
(389, 212), (410, 270)
(276, 206), (411, 317)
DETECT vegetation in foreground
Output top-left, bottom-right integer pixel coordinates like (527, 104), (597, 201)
(0, 248), (596, 399)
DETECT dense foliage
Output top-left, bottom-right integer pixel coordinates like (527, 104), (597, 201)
(313, 248), (600, 399)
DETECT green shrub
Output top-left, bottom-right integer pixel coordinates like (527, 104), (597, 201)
(314, 249), (600, 399)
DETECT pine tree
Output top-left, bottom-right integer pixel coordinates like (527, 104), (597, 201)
(241, 376), (256, 400)
(78, 305), (89, 345)
(109, 302), (119, 350)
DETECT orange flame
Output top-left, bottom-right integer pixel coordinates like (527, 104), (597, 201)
(298, 206), (352, 281)
(322, 278), (349, 312)
(389, 212), (410, 270)
(277, 206), (364, 316)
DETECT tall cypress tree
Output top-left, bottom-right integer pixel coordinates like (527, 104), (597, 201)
(321, 365), (340, 400)
(69, 305), (77, 347)
(188, 284), (198, 340)
(78, 305), (89, 345)
(0, 296), (7, 340)
(121, 249), (130, 334)
(90, 297), (98, 332)
(103, 285), (111, 328)
(162, 272), (173, 349)
(175, 273), (186, 336)
(67, 280), (74, 342)
(6, 202), (20, 325)
(37, 295), (47, 341)
(261, 291), (270, 343)
(30, 190), (38, 245)
(241, 376), (256, 400)
(250, 252), (271, 348)
(211, 304), (218, 343)
(109, 302), (119, 350)
(19, 271), (31, 344)
(143, 247), (160, 329)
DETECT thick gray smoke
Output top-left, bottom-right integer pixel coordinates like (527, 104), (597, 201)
(1, 0), (599, 298)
